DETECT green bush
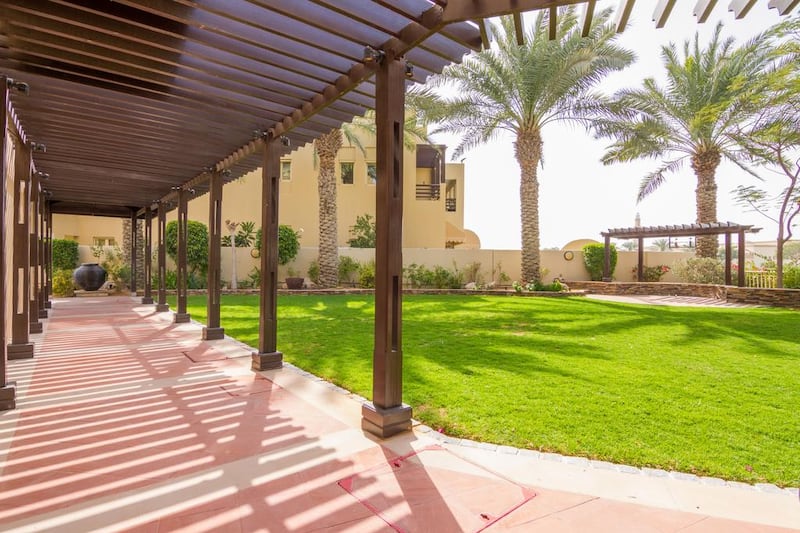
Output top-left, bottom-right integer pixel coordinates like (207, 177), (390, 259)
(582, 243), (617, 281)
(307, 260), (320, 285)
(673, 258), (725, 284)
(347, 214), (376, 248)
(358, 260), (376, 288)
(254, 225), (301, 265)
(403, 263), (464, 289)
(52, 239), (79, 271)
(783, 266), (800, 289)
(338, 256), (360, 285)
(166, 220), (209, 276)
(52, 269), (75, 297)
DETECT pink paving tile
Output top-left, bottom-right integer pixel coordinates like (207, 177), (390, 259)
(338, 445), (535, 533)
(681, 516), (800, 533)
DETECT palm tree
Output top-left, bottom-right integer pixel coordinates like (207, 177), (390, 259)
(314, 111), (429, 288)
(595, 23), (775, 258)
(411, 7), (634, 282)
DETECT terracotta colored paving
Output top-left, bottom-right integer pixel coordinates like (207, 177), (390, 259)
(1, 296), (797, 532)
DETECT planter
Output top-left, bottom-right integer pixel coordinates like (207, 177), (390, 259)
(285, 277), (304, 290)
(73, 263), (107, 291)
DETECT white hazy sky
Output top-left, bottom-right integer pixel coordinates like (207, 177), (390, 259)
(429, 1), (793, 250)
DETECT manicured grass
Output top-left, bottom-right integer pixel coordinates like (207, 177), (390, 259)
(176, 293), (799, 486)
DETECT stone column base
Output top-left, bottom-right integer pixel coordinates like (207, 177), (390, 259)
(30, 322), (43, 334)
(155, 303), (170, 312)
(361, 402), (412, 439)
(141, 297), (154, 304)
(0, 383), (16, 411)
(252, 351), (282, 371)
(45, 300), (52, 309)
(202, 327), (224, 340)
(174, 313), (191, 323)
(8, 343), (34, 360)
(39, 309), (48, 319)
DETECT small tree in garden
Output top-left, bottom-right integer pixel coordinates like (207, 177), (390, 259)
(347, 214), (376, 248)
(255, 225), (301, 265)
(165, 220), (209, 278)
(582, 243), (617, 281)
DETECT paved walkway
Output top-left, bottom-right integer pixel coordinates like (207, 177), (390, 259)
(1, 296), (797, 532)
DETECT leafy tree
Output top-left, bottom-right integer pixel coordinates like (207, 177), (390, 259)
(254, 224), (301, 265)
(651, 238), (669, 251)
(221, 220), (256, 247)
(595, 23), (777, 258)
(347, 214), (376, 248)
(165, 220), (209, 277)
(619, 241), (637, 251)
(412, 7), (633, 282)
(582, 243), (617, 281)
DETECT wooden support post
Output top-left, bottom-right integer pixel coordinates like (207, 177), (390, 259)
(155, 203), (169, 312)
(724, 233), (732, 285)
(252, 138), (283, 371)
(737, 229), (746, 287)
(1, 77), (18, 410)
(174, 189), (190, 323)
(361, 55), (411, 438)
(38, 192), (48, 317)
(636, 237), (644, 282)
(44, 201), (53, 308)
(8, 140), (33, 359)
(602, 235), (612, 282)
(28, 168), (42, 334)
(129, 209), (138, 295)
(204, 171), (224, 340)
(141, 207), (154, 304)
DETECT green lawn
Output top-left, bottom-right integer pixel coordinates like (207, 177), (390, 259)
(174, 293), (799, 487)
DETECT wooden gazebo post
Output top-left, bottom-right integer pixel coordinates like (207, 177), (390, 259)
(1, 77), (18, 410)
(141, 207), (154, 304)
(129, 209), (138, 296)
(8, 140), (32, 360)
(602, 234), (612, 282)
(252, 136), (283, 371)
(174, 188), (190, 323)
(362, 54), (412, 438)
(737, 229), (746, 287)
(28, 169), (42, 334)
(724, 233), (732, 285)
(156, 202), (169, 313)
(204, 171), (224, 340)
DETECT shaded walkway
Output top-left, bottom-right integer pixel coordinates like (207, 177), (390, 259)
(0, 296), (796, 532)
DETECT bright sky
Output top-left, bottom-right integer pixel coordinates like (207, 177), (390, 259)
(429, 1), (793, 250)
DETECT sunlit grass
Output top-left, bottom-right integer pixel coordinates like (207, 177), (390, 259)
(175, 293), (800, 486)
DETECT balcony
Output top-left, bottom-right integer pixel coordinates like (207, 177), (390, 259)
(416, 183), (441, 200)
(445, 198), (456, 212)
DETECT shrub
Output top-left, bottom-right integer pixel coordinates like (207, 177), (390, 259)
(307, 260), (320, 285)
(512, 279), (566, 292)
(347, 214), (376, 248)
(247, 267), (261, 287)
(52, 239), (79, 271)
(582, 243), (617, 281)
(358, 260), (376, 288)
(166, 220), (209, 276)
(632, 265), (670, 282)
(52, 269), (75, 297)
(221, 220), (256, 247)
(338, 256), (360, 285)
(254, 225), (301, 265)
(673, 258), (725, 284)
(783, 266), (800, 289)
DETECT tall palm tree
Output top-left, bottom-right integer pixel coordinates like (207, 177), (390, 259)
(412, 7), (634, 282)
(595, 23), (775, 258)
(314, 111), (429, 288)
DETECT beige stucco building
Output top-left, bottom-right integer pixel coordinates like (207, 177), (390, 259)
(53, 138), (481, 253)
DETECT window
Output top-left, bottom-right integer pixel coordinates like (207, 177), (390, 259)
(366, 162), (377, 184)
(341, 162), (354, 184)
(93, 236), (116, 246)
(280, 160), (292, 181)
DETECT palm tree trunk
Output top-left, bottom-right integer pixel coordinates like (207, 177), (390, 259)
(315, 130), (343, 288)
(691, 150), (721, 258)
(515, 130), (543, 282)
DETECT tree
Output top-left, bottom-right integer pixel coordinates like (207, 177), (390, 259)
(595, 23), (776, 258)
(314, 111), (429, 287)
(412, 8), (633, 282)
(732, 18), (800, 287)
(165, 220), (208, 277)
(651, 238), (669, 251)
(347, 214), (377, 248)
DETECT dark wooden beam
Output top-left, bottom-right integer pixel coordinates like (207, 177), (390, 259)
(155, 202), (169, 312)
(141, 207), (154, 304)
(581, 0), (597, 37)
(615, 0), (636, 33)
(693, 0), (719, 23)
(362, 56), (411, 439)
(653, 0), (677, 28)
(729, 0), (758, 19)
(203, 171), (224, 340)
(768, 0), (800, 15)
(28, 170), (42, 335)
(252, 137), (283, 371)
(174, 188), (190, 323)
(37, 186), (47, 318)
(8, 140), (33, 360)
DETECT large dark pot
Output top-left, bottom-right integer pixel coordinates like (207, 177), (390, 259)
(73, 263), (107, 291)
(285, 277), (304, 290)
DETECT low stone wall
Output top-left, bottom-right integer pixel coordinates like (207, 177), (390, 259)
(567, 281), (799, 309)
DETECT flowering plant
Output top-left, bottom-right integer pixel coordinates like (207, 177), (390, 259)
(632, 264), (670, 282)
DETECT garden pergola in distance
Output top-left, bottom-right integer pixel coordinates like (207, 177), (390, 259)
(601, 222), (762, 286)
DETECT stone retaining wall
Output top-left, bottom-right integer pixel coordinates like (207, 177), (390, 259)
(567, 281), (799, 309)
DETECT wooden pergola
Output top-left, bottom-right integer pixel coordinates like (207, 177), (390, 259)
(601, 222), (762, 287)
(1, 1), (796, 439)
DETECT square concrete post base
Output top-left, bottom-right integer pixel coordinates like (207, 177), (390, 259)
(252, 351), (282, 371)
(39, 309), (48, 319)
(155, 304), (170, 312)
(0, 383), (17, 411)
(361, 402), (412, 439)
(30, 322), (43, 334)
(141, 297), (154, 304)
(8, 343), (34, 360)
(202, 327), (224, 340)
(45, 300), (52, 309)
(173, 313), (191, 324)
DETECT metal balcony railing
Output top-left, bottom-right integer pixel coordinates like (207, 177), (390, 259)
(415, 183), (440, 200)
(445, 198), (456, 212)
